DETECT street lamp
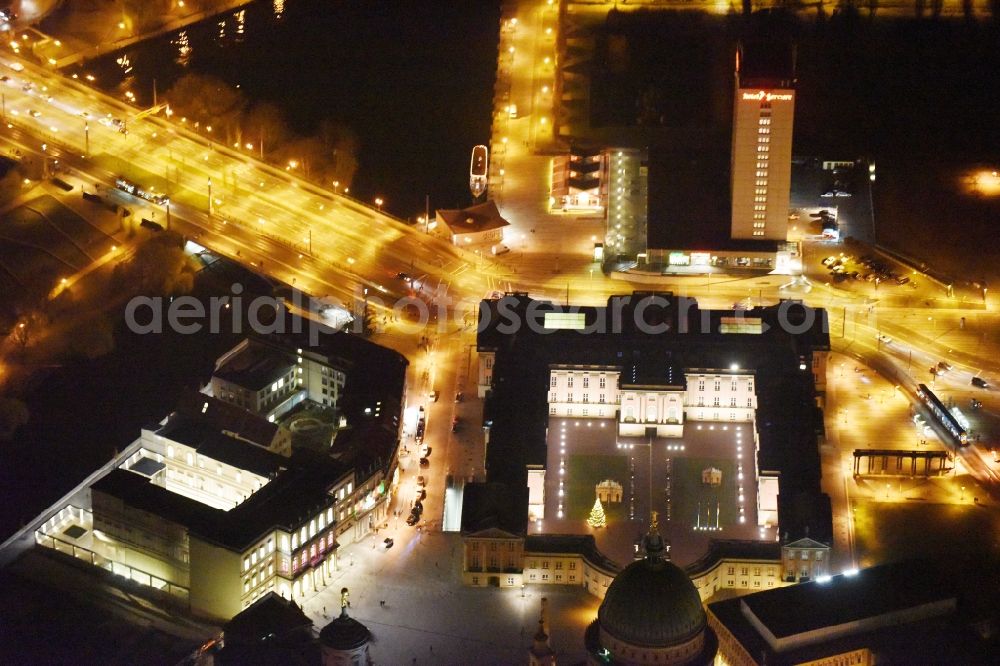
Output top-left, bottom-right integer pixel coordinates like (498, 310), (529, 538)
(333, 180), (340, 194)
(374, 197), (383, 211)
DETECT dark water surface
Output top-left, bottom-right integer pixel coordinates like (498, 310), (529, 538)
(82, 0), (500, 217)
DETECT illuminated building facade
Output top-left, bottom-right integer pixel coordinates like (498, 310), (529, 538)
(730, 42), (796, 241)
(33, 333), (406, 619)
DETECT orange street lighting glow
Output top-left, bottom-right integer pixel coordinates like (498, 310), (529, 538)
(970, 169), (1000, 196)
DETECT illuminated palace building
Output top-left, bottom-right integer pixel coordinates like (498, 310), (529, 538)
(463, 293), (833, 600)
(34, 334), (407, 619)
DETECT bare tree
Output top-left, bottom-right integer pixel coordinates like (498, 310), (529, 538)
(243, 102), (290, 159)
(166, 74), (247, 142)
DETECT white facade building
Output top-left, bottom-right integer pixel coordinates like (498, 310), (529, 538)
(546, 367), (756, 430)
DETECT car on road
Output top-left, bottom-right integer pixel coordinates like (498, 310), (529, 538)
(384, 537), (394, 549)
(878, 334), (892, 344)
(429, 390), (438, 402)
(937, 361), (953, 373)
(415, 488), (426, 501)
(416, 475), (426, 486)
(451, 417), (460, 432)
(395, 272), (411, 281)
(406, 513), (419, 526)
(28, 109), (40, 117)
(412, 501), (423, 515)
(419, 457), (429, 468)
(835, 191), (853, 197)
(455, 391), (464, 402)
(491, 243), (510, 256)
(972, 377), (989, 388)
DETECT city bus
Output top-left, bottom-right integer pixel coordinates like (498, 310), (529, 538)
(916, 383), (968, 446)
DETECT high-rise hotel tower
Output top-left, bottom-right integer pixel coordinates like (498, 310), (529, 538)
(730, 42), (796, 241)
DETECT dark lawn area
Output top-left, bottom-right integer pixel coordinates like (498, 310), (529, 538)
(852, 500), (1000, 568)
(0, 194), (118, 315)
(669, 456), (738, 530)
(566, 454), (630, 525)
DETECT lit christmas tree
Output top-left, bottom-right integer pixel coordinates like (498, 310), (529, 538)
(587, 497), (606, 528)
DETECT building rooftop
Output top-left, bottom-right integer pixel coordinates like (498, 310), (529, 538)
(708, 559), (996, 665)
(645, 149), (778, 254)
(524, 534), (620, 574)
(683, 539), (783, 578)
(154, 415), (288, 478)
(738, 39), (796, 89)
(460, 482), (529, 536)
(739, 560), (955, 641)
(214, 340), (295, 392)
(175, 389), (280, 449)
(94, 448), (351, 552)
(223, 591), (313, 641)
(436, 199), (510, 235)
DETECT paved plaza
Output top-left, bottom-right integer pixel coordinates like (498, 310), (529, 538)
(298, 527), (599, 665)
(541, 418), (776, 567)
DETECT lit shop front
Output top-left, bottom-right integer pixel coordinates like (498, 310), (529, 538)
(641, 245), (798, 273)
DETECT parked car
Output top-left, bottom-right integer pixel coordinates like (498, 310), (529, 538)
(878, 334), (892, 344)
(419, 457), (430, 468)
(412, 501), (423, 516)
(416, 475), (426, 486)
(384, 537), (394, 549)
(415, 488), (426, 501)
(429, 390), (439, 402)
(406, 513), (419, 526)
(455, 391), (464, 403)
(972, 377), (989, 388)
(421, 446), (432, 458)
(451, 417), (460, 432)
(491, 243), (510, 256)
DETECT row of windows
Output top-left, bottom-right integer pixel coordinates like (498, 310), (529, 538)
(470, 541), (517, 551)
(755, 179), (768, 187)
(752, 230), (766, 236)
(526, 573), (576, 583)
(697, 397), (753, 407)
(758, 127), (770, 135)
(553, 376), (611, 388)
(695, 379), (752, 391)
(754, 204), (767, 212)
(759, 117), (771, 126)
(755, 170), (768, 178)
(753, 213), (766, 220)
(553, 393), (607, 404)
(243, 561), (276, 593)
